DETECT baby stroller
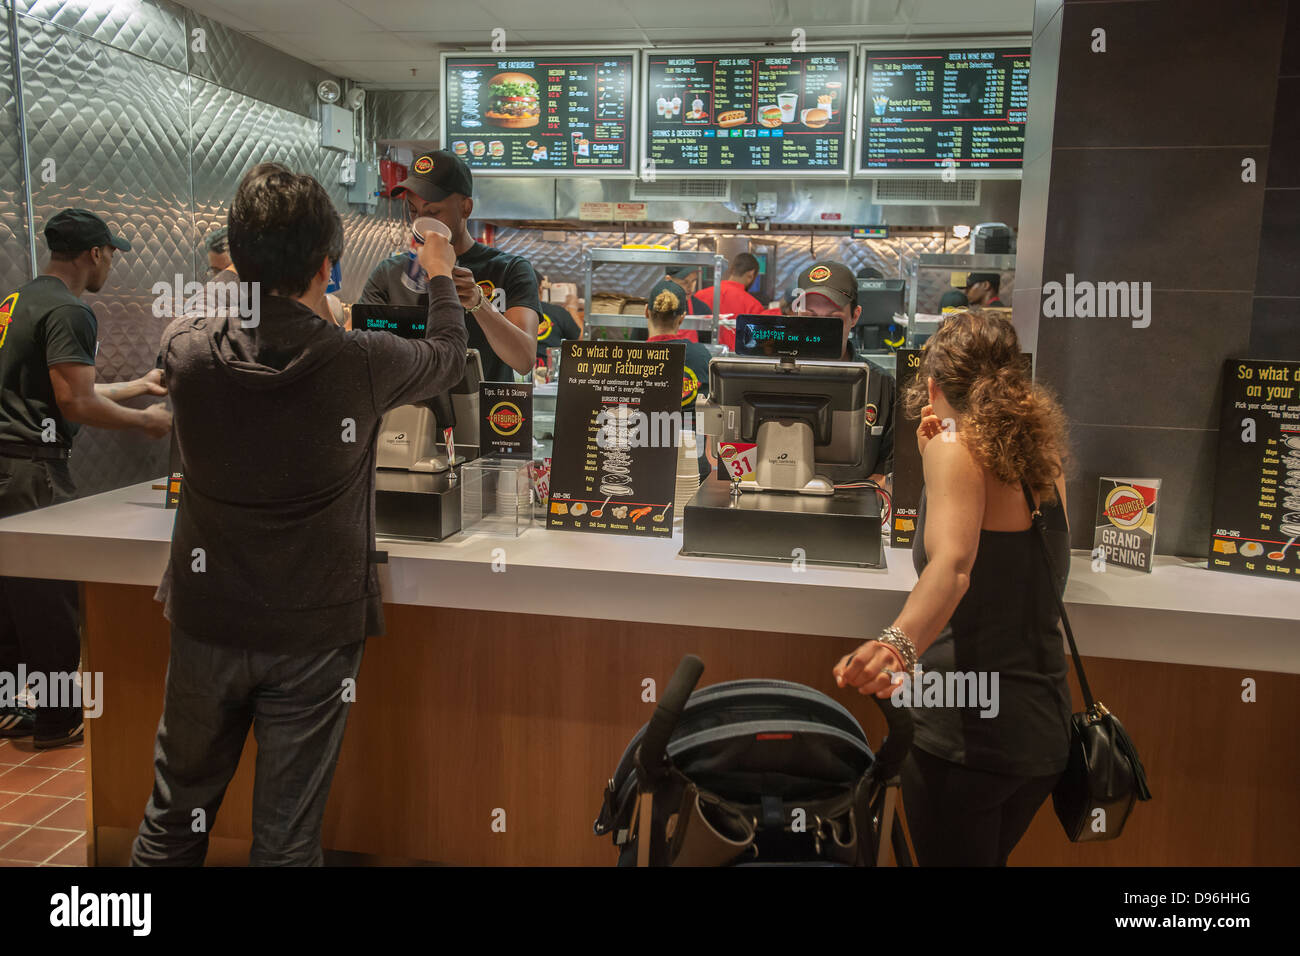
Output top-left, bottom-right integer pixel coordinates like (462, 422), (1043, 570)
(594, 655), (913, 866)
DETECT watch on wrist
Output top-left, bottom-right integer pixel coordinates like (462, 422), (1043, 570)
(470, 286), (488, 313)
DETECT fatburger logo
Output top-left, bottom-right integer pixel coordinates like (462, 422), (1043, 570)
(808, 265), (832, 283)
(413, 155), (434, 174)
(488, 401), (524, 437)
(864, 403), (877, 426)
(1103, 485), (1149, 530)
(681, 367), (700, 407)
(0, 291), (17, 350)
(537, 313), (553, 341)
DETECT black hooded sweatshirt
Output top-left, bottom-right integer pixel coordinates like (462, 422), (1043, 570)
(154, 275), (466, 654)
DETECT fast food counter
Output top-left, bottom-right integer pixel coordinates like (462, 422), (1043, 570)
(1, 480), (1297, 866)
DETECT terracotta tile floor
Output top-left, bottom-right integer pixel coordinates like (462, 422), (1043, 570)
(0, 737), (87, 866)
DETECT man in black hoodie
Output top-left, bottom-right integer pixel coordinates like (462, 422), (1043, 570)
(131, 163), (467, 866)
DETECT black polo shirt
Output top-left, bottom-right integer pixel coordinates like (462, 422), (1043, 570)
(360, 242), (541, 383)
(0, 275), (98, 448)
(536, 302), (581, 359)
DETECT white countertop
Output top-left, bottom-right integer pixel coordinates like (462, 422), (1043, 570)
(1, 479), (1296, 673)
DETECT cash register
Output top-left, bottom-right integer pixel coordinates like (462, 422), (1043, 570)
(354, 304), (484, 541)
(685, 315), (884, 567)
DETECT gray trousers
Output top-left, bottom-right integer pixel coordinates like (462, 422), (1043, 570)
(130, 625), (365, 866)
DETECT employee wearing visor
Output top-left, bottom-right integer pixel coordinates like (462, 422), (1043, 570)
(792, 259), (896, 489)
(361, 150), (539, 381)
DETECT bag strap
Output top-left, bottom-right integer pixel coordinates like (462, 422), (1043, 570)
(1020, 480), (1096, 709)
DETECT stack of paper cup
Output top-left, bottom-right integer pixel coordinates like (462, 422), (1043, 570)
(673, 430), (700, 527)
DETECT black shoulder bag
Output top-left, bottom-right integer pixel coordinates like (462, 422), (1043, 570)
(1021, 482), (1153, 842)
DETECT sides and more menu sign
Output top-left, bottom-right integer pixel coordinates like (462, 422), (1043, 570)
(443, 54), (635, 172)
(645, 50), (852, 173)
(547, 340), (684, 537)
(859, 47), (1029, 172)
(1210, 359), (1300, 581)
(479, 383), (532, 458)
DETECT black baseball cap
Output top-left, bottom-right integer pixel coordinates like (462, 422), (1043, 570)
(391, 150), (473, 201)
(965, 271), (1000, 289)
(667, 265), (699, 279)
(44, 208), (130, 253)
(796, 260), (857, 309)
(648, 279), (688, 317)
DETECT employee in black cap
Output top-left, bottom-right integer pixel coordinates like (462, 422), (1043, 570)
(940, 271), (1003, 311)
(360, 150), (540, 381)
(793, 259), (895, 489)
(0, 209), (171, 747)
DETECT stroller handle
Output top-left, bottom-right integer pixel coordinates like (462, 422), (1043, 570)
(637, 654), (705, 781)
(870, 695), (913, 777)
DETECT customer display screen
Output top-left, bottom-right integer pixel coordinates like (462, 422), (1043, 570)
(644, 50), (853, 174)
(352, 305), (427, 339)
(443, 54), (635, 173)
(734, 315), (843, 359)
(859, 47), (1030, 171)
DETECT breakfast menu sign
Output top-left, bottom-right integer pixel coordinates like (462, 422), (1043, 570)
(442, 53), (635, 173)
(1210, 358), (1300, 582)
(547, 340), (684, 537)
(644, 49), (853, 174)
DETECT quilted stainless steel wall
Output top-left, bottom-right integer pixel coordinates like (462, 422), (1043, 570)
(369, 89), (439, 144)
(0, 6), (32, 292)
(17, 0), (186, 70)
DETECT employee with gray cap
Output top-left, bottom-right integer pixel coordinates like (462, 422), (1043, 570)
(0, 208), (171, 748)
(361, 149), (540, 381)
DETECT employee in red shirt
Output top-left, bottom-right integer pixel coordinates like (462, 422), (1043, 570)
(692, 252), (766, 317)
(646, 279), (712, 480)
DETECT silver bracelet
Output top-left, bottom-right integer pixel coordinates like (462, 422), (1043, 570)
(875, 625), (917, 673)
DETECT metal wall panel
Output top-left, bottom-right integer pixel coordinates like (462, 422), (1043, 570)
(16, 0), (186, 71)
(18, 12), (192, 496)
(184, 8), (339, 119)
(0, 7), (32, 291)
(369, 89), (439, 144)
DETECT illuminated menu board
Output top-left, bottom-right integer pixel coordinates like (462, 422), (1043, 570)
(644, 50), (853, 175)
(442, 53), (636, 174)
(858, 47), (1030, 172)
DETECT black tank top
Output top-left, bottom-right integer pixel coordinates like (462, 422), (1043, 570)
(910, 485), (1072, 776)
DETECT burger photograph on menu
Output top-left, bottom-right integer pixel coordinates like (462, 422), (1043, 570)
(485, 71), (540, 128)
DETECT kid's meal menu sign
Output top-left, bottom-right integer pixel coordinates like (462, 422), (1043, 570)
(644, 50), (853, 173)
(1210, 359), (1300, 582)
(547, 340), (684, 537)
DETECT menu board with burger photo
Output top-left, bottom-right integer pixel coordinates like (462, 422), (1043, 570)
(442, 53), (635, 173)
(1210, 358), (1300, 582)
(858, 46), (1030, 173)
(644, 49), (853, 174)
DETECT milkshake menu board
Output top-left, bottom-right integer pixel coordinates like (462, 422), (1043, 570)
(1210, 359), (1300, 581)
(547, 340), (684, 537)
(859, 47), (1029, 171)
(645, 50), (852, 173)
(442, 54), (635, 172)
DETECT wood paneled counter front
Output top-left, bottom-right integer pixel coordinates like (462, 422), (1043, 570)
(1, 480), (1296, 866)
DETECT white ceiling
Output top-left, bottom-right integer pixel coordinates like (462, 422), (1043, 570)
(180, 0), (1034, 88)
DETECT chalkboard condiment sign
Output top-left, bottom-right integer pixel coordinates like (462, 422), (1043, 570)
(1210, 358), (1300, 582)
(546, 340), (684, 537)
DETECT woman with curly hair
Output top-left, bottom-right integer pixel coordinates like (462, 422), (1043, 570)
(833, 310), (1072, 866)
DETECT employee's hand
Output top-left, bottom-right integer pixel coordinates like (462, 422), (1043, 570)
(916, 403), (944, 456)
(834, 640), (904, 698)
(451, 266), (482, 310)
(417, 233), (456, 279)
(139, 402), (172, 439)
(138, 368), (167, 396)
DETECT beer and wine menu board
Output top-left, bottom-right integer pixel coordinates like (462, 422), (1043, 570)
(1210, 359), (1300, 582)
(442, 53), (635, 173)
(644, 50), (853, 174)
(858, 47), (1030, 171)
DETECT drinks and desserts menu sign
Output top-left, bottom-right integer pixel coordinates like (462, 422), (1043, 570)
(859, 47), (1029, 171)
(644, 50), (852, 173)
(547, 340), (684, 537)
(1210, 359), (1300, 581)
(443, 54), (635, 172)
